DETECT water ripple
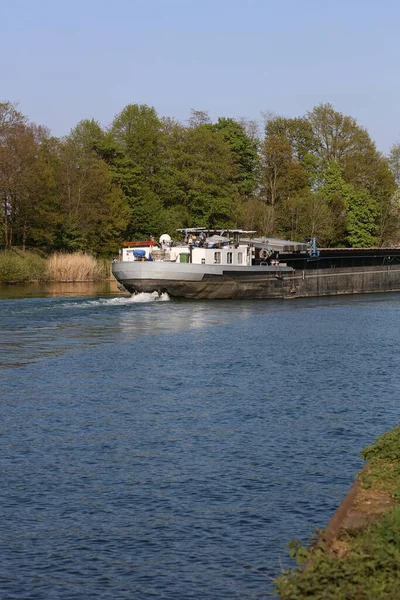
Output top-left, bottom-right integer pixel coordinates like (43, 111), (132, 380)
(1, 292), (400, 597)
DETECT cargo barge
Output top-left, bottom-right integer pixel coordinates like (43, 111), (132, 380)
(112, 229), (400, 300)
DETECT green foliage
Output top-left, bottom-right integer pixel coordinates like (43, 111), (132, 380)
(346, 188), (379, 247)
(262, 105), (395, 244)
(54, 224), (88, 252)
(241, 198), (275, 236)
(0, 250), (47, 282)
(379, 189), (400, 246)
(68, 118), (105, 151)
(210, 117), (259, 197)
(317, 161), (350, 246)
(95, 137), (140, 199)
(308, 103), (395, 201)
(111, 104), (163, 176)
(362, 425), (400, 463)
(107, 104), (171, 237)
(359, 426), (400, 508)
(18, 134), (62, 249)
(276, 507), (400, 599)
(359, 462), (400, 501)
(0, 100), (398, 252)
(152, 123), (238, 230)
(265, 115), (319, 184)
(56, 135), (130, 252)
(276, 425), (400, 599)
(261, 134), (309, 207)
(307, 103), (363, 164)
(277, 191), (333, 244)
(181, 125), (237, 227)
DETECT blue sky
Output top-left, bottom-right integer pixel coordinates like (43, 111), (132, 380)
(2, 0), (399, 152)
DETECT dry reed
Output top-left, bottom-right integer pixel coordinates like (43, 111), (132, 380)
(47, 253), (109, 281)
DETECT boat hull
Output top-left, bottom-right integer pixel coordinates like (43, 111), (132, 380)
(112, 262), (293, 299)
(112, 261), (400, 300)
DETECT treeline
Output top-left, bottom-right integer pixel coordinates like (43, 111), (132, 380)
(1, 100), (400, 255)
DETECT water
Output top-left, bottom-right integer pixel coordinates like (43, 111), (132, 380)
(1, 286), (400, 599)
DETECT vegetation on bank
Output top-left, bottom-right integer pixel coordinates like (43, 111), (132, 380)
(0, 250), (109, 283)
(47, 253), (109, 282)
(0, 250), (47, 283)
(1, 101), (400, 258)
(275, 425), (400, 599)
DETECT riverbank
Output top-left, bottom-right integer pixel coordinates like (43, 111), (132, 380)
(0, 250), (111, 283)
(275, 425), (400, 599)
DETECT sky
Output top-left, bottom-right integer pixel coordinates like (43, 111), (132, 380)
(1, 0), (400, 153)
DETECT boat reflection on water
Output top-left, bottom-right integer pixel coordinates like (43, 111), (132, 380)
(116, 294), (257, 338)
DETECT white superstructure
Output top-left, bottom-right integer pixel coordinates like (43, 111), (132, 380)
(120, 229), (255, 266)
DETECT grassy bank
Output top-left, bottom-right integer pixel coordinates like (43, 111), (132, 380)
(275, 425), (400, 599)
(0, 250), (110, 283)
(0, 250), (48, 283)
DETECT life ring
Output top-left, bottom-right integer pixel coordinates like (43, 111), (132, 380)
(259, 247), (270, 260)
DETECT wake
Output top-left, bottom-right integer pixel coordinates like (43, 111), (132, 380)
(127, 291), (170, 303)
(62, 291), (170, 309)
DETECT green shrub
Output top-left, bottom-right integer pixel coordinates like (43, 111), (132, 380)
(362, 426), (400, 462)
(0, 250), (48, 283)
(276, 508), (400, 599)
(359, 426), (400, 499)
(276, 426), (400, 599)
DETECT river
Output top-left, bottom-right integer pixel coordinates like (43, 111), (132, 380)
(1, 285), (400, 598)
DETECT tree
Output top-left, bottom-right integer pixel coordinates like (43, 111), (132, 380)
(97, 134), (165, 239)
(238, 117), (260, 146)
(0, 103), (60, 250)
(210, 117), (259, 198)
(317, 161), (351, 246)
(277, 191), (333, 244)
(56, 131), (130, 253)
(1, 100), (396, 253)
(156, 118), (190, 230)
(19, 128), (60, 250)
(0, 102), (29, 247)
(389, 143), (400, 186)
(175, 125), (237, 227)
(346, 188), (379, 247)
(68, 118), (105, 152)
(188, 109), (211, 128)
(260, 135), (308, 206)
(108, 104), (167, 237)
(317, 161), (380, 247)
(265, 115), (317, 163)
(111, 104), (163, 177)
(307, 104), (394, 194)
(307, 103), (363, 164)
(241, 198), (275, 235)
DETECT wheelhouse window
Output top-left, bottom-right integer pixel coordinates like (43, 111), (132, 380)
(238, 252), (243, 264)
(227, 252), (233, 264)
(214, 252), (221, 264)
